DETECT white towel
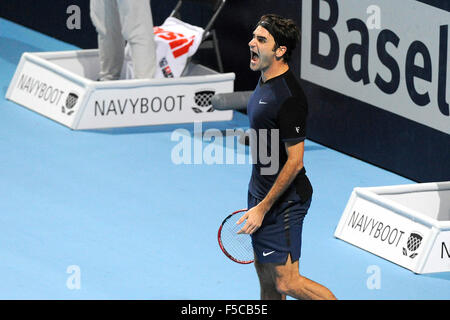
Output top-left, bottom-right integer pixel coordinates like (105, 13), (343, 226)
(123, 17), (204, 79)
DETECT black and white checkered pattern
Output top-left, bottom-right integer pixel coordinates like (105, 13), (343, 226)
(194, 90), (214, 107)
(407, 233), (422, 252)
(65, 93), (78, 109)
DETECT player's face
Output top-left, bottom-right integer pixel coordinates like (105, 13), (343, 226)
(248, 26), (277, 72)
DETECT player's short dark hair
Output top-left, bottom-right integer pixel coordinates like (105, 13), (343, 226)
(256, 14), (300, 63)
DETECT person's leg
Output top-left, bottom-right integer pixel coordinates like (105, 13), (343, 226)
(273, 254), (336, 300)
(118, 0), (156, 79)
(90, 0), (124, 80)
(254, 258), (285, 300)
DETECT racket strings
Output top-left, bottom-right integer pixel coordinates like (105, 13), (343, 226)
(220, 212), (254, 263)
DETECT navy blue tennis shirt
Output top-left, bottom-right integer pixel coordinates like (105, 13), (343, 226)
(247, 69), (313, 203)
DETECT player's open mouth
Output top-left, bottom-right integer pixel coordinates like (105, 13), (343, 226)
(250, 51), (259, 62)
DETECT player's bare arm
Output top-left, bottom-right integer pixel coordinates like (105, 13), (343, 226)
(237, 140), (305, 234)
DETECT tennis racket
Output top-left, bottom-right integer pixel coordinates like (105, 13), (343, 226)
(217, 209), (254, 264)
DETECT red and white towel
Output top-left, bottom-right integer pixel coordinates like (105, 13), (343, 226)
(124, 17), (204, 79)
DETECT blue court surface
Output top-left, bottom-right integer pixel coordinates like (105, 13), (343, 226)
(1, 18), (449, 300)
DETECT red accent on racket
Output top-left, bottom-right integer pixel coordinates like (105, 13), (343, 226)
(217, 209), (254, 264)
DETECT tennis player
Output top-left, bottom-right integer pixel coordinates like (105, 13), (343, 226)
(237, 14), (337, 300)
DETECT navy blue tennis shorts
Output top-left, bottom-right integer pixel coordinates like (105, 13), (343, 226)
(248, 192), (311, 264)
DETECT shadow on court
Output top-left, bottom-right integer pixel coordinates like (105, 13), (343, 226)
(423, 272), (450, 281)
(0, 37), (42, 66)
